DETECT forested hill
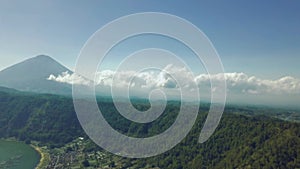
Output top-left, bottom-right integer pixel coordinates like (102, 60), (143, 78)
(0, 87), (299, 168)
(0, 87), (82, 146)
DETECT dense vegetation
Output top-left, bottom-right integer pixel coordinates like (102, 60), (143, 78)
(144, 114), (300, 169)
(0, 87), (299, 168)
(0, 90), (82, 147)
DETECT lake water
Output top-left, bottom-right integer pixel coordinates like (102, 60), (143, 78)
(0, 140), (40, 169)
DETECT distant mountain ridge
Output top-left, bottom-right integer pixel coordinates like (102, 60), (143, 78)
(0, 55), (72, 95)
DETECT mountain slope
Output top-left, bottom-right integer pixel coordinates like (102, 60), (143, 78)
(0, 89), (299, 168)
(0, 88), (82, 146)
(0, 55), (71, 95)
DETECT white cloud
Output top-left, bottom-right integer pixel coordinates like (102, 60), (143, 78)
(47, 71), (92, 86)
(195, 72), (300, 94)
(47, 65), (300, 95)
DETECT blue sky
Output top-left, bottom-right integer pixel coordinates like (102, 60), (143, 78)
(1, 1), (300, 107)
(0, 0), (299, 78)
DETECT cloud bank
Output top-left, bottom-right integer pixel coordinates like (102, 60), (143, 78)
(47, 65), (300, 96)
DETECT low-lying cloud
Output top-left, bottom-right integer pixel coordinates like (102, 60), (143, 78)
(196, 72), (300, 95)
(47, 65), (300, 95)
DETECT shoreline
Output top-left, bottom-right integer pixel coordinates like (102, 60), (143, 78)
(0, 138), (45, 168)
(31, 145), (48, 169)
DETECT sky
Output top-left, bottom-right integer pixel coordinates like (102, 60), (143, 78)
(0, 0), (300, 107)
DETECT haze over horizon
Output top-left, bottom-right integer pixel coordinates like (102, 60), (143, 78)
(0, 54), (298, 108)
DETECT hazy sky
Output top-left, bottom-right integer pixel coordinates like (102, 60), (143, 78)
(1, 1), (300, 107)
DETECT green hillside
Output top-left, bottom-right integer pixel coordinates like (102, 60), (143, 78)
(0, 88), (299, 168)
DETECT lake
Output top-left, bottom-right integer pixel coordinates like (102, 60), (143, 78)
(0, 140), (40, 169)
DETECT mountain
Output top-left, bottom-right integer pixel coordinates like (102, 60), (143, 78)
(0, 55), (72, 95)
